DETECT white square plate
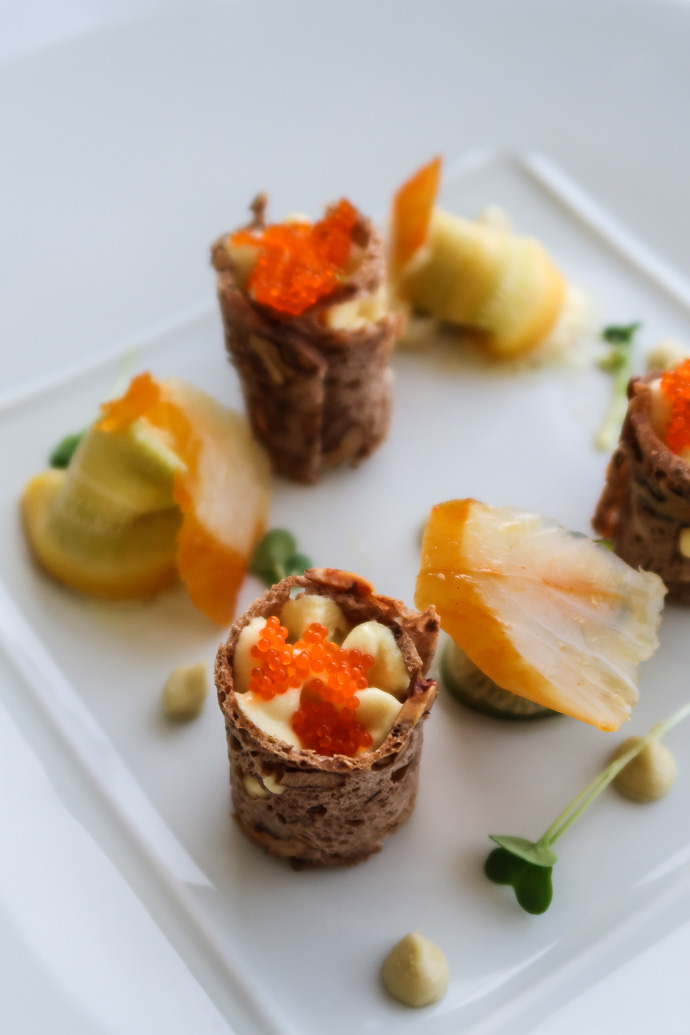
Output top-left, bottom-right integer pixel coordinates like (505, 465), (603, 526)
(2, 152), (690, 1035)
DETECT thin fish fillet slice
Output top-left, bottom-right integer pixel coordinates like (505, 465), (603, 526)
(416, 499), (666, 731)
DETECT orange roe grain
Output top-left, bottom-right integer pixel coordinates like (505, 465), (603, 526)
(291, 696), (373, 757)
(661, 359), (690, 454)
(246, 618), (378, 755)
(230, 200), (359, 316)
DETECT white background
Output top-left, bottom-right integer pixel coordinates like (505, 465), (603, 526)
(2, 3), (690, 1033)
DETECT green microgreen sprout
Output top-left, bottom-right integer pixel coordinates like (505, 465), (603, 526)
(485, 702), (690, 915)
(250, 529), (313, 587)
(595, 322), (641, 452)
(49, 431), (85, 469)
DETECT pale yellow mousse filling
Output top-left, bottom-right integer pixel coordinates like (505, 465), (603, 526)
(648, 377), (690, 463)
(233, 595), (407, 753)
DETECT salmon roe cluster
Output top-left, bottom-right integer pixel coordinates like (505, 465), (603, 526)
(247, 616), (376, 756)
(292, 697), (373, 757)
(661, 360), (690, 454)
(230, 199), (359, 317)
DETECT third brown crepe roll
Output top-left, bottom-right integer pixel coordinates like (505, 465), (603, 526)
(593, 371), (690, 601)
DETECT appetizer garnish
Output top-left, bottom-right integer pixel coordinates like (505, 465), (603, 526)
(595, 322), (641, 450)
(49, 430), (85, 469)
(249, 528), (312, 587)
(593, 359), (690, 600)
(381, 932), (449, 1008)
(390, 159), (567, 359)
(485, 703), (690, 914)
(161, 662), (208, 721)
(215, 568), (439, 867)
(211, 195), (403, 483)
(611, 736), (677, 803)
(22, 373), (271, 624)
(416, 499), (665, 731)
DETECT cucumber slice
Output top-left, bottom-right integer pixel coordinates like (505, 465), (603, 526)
(441, 641), (558, 721)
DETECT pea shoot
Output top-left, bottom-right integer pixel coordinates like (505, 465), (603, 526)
(485, 702), (690, 915)
(49, 431), (85, 469)
(250, 529), (312, 587)
(595, 322), (641, 452)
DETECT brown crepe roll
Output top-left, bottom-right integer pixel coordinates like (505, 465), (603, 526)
(211, 197), (403, 484)
(593, 371), (690, 601)
(215, 568), (439, 868)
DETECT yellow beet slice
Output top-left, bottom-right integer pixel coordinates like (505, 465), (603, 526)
(398, 210), (509, 325)
(416, 499), (665, 731)
(471, 236), (566, 358)
(23, 468), (180, 599)
(22, 373), (271, 624)
(397, 208), (565, 358)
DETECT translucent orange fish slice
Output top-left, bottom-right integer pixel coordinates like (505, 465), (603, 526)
(390, 156), (442, 271)
(97, 373), (271, 624)
(415, 499), (665, 731)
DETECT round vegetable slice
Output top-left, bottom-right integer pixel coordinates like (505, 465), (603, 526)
(22, 373), (271, 624)
(441, 639), (556, 720)
(398, 210), (565, 358)
(96, 374), (271, 624)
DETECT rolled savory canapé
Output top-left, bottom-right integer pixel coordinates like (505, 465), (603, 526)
(211, 196), (403, 484)
(593, 362), (690, 601)
(215, 568), (439, 867)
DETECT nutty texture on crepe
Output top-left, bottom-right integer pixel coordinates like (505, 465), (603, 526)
(215, 568), (439, 868)
(212, 200), (403, 484)
(593, 372), (690, 601)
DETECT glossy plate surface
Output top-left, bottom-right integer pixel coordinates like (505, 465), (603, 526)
(3, 148), (690, 1034)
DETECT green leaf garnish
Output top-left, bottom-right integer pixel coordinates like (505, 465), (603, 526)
(49, 431), (85, 469)
(595, 322), (641, 451)
(602, 323), (641, 345)
(514, 863), (553, 915)
(485, 702), (690, 915)
(250, 529), (312, 587)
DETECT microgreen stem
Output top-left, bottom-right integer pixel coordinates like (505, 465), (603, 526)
(595, 322), (640, 452)
(539, 702), (690, 849)
(595, 362), (633, 451)
(107, 349), (137, 401)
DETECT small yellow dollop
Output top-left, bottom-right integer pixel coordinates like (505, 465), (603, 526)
(161, 662), (208, 721)
(381, 931), (449, 1008)
(611, 736), (677, 803)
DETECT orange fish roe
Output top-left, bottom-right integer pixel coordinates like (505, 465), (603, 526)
(247, 617), (376, 756)
(661, 359), (690, 454)
(292, 695), (373, 757)
(231, 199), (359, 317)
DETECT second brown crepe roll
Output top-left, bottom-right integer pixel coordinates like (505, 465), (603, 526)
(215, 568), (439, 868)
